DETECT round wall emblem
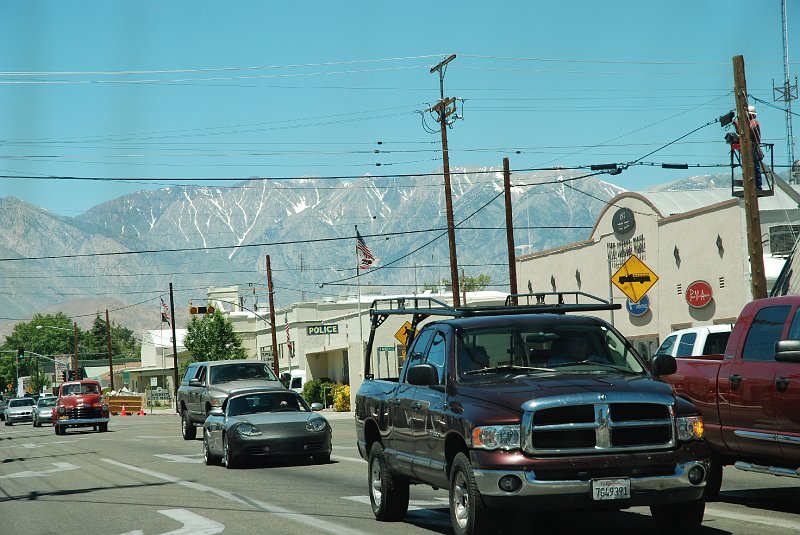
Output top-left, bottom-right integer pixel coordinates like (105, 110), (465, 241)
(626, 294), (650, 316)
(612, 207), (635, 235)
(686, 280), (713, 308)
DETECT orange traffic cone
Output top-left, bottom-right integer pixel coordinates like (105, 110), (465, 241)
(120, 404), (127, 416)
(138, 406), (146, 416)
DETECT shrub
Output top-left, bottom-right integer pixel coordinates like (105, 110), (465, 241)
(332, 384), (350, 412)
(302, 377), (333, 405)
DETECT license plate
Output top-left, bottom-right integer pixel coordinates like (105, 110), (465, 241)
(59, 416), (69, 420)
(592, 478), (630, 500)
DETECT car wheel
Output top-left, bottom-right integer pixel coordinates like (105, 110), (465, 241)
(368, 443), (409, 521)
(204, 431), (221, 466)
(54, 425), (62, 435)
(650, 498), (705, 533)
(704, 456), (723, 502)
(449, 452), (493, 535)
(314, 453), (331, 464)
(181, 410), (196, 440)
(222, 434), (237, 469)
(99, 423), (108, 432)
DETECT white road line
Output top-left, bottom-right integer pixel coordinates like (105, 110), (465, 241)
(331, 454), (364, 463)
(102, 459), (372, 535)
(705, 505), (800, 531)
(118, 508), (224, 535)
(154, 453), (204, 464)
(0, 462), (79, 479)
(343, 495), (449, 512)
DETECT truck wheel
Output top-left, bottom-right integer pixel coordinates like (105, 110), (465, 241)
(650, 498), (705, 533)
(99, 423), (108, 432)
(181, 410), (196, 440)
(222, 434), (237, 469)
(368, 443), (409, 521)
(449, 452), (492, 535)
(704, 456), (723, 501)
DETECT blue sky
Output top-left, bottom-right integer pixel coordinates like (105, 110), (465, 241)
(1, 1), (797, 215)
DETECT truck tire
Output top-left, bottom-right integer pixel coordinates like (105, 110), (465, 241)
(649, 498), (705, 533)
(368, 443), (409, 521)
(181, 410), (196, 440)
(99, 423), (108, 432)
(703, 456), (723, 501)
(449, 452), (492, 535)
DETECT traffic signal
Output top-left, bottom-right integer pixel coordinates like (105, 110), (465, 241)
(189, 304), (215, 314)
(60, 371), (67, 382)
(17, 348), (24, 360)
(67, 370), (76, 381)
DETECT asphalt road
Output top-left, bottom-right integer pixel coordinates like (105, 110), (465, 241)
(0, 413), (798, 535)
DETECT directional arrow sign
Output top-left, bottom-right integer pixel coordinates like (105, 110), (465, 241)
(119, 509), (224, 535)
(0, 462), (78, 479)
(611, 254), (658, 303)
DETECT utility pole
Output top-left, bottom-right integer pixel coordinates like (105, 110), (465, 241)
(503, 158), (518, 303)
(105, 309), (114, 391)
(73, 321), (79, 373)
(169, 282), (179, 401)
(734, 55), (768, 300)
(266, 255), (279, 377)
(429, 54), (461, 307)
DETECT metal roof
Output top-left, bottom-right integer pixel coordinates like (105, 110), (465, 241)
(638, 185), (800, 217)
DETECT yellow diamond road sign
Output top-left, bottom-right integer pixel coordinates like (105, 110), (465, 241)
(394, 321), (414, 346)
(611, 254), (658, 303)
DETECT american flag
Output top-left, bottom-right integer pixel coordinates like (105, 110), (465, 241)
(160, 298), (170, 326)
(356, 230), (375, 269)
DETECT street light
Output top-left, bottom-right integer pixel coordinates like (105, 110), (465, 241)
(36, 323), (79, 372)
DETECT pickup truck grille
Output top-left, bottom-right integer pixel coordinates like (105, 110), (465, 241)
(521, 397), (676, 455)
(64, 406), (103, 420)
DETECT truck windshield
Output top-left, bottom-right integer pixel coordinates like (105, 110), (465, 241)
(456, 323), (645, 382)
(210, 363), (278, 384)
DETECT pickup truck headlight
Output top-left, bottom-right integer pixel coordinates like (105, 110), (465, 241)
(676, 416), (704, 441)
(472, 425), (521, 450)
(210, 397), (226, 408)
(234, 423), (262, 436)
(306, 417), (327, 432)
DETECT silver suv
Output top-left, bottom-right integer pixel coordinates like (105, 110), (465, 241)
(177, 360), (282, 439)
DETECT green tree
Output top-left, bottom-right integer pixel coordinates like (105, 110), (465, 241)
(183, 310), (247, 365)
(89, 314), (140, 360)
(423, 274), (491, 292)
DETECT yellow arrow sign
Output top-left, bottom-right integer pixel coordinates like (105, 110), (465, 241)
(611, 254), (659, 303)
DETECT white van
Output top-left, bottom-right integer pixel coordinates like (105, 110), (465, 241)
(281, 369), (307, 393)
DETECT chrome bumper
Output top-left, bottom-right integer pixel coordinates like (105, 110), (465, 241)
(473, 460), (707, 497)
(56, 417), (110, 425)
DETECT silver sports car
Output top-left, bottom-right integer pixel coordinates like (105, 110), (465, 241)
(203, 388), (332, 469)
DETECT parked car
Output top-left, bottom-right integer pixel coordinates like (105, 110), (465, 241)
(4, 397), (35, 425)
(0, 396), (7, 421)
(32, 396), (57, 427)
(177, 360), (283, 440)
(663, 295), (800, 500)
(203, 388), (331, 468)
(53, 380), (109, 434)
(655, 324), (732, 359)
(356, 293), (710, 535)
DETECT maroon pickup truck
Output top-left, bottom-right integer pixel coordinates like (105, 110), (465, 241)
(356, 294), (711, 535)
(53, 379), (110, 435)
(663, 295), (800, 500)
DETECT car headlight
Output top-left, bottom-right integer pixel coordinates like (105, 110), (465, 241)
(101, 404), (108, 412)
(58, 406), (65, 415)
(306, 417), (328, 432)
(472, 425), (521, 450)
(676, 416), (704, 441)
(210, 397), (225, 408)
(235, 423), (262, 436)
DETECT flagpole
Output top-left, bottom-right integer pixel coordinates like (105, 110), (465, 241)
(355, 225), (366, 378)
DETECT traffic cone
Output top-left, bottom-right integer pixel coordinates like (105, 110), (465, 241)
(138, 406), (146, 416)
(120, 404), (127, 416)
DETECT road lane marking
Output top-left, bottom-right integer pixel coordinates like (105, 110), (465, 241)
(102, 458), (372, 535)
(343, 495), (448, 511)
(331, 454), (364, 463)
(154, 453), (204, 463)
(0, 462), (78, 478)
(118, 509), (225, 535)
(705, 505), (800, 531)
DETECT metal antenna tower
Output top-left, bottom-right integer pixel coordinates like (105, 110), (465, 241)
(774, 0), (798, 183)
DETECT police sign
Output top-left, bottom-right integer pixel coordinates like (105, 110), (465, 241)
(307, 324), (339, 336)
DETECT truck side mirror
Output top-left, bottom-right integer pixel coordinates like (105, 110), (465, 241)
(189, 378), (203, 387)
(650, 354), (677, 376)
(406, 363), (439, 386)
(775, 339), (800, 362)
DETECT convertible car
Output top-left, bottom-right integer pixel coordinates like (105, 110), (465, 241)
(203, 388), (332, 469)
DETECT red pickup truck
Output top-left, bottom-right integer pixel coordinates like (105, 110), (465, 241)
(663, 295), (800, 499)
(53, 379), (110, 435)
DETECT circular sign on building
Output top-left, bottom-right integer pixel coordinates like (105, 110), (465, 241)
(626, 294), (650, 317)
(612, 207), (635, 235)
(686, 280), (713, 308)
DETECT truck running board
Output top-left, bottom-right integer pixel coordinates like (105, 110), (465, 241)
(734, 461), (800, 479)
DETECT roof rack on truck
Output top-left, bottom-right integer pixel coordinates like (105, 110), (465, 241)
(364, 291), (620, 379)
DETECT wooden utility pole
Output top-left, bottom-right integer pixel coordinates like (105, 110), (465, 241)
(73, 321), (79, 373)
(105, 309), (114, 391)
(503, 158), (518, 303)
(733, 55), (768, 300)
(430, 54), (461, 306)
(266, 255), (279, 377)
(169, 282), (179, 400)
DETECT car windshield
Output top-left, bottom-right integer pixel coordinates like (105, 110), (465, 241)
(38, 398), (57, 407)
(226, 391), (309, 416)
(457, 321), (645, 383)
(10, 398), (35, 407)
(210, 363), (278, 384)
